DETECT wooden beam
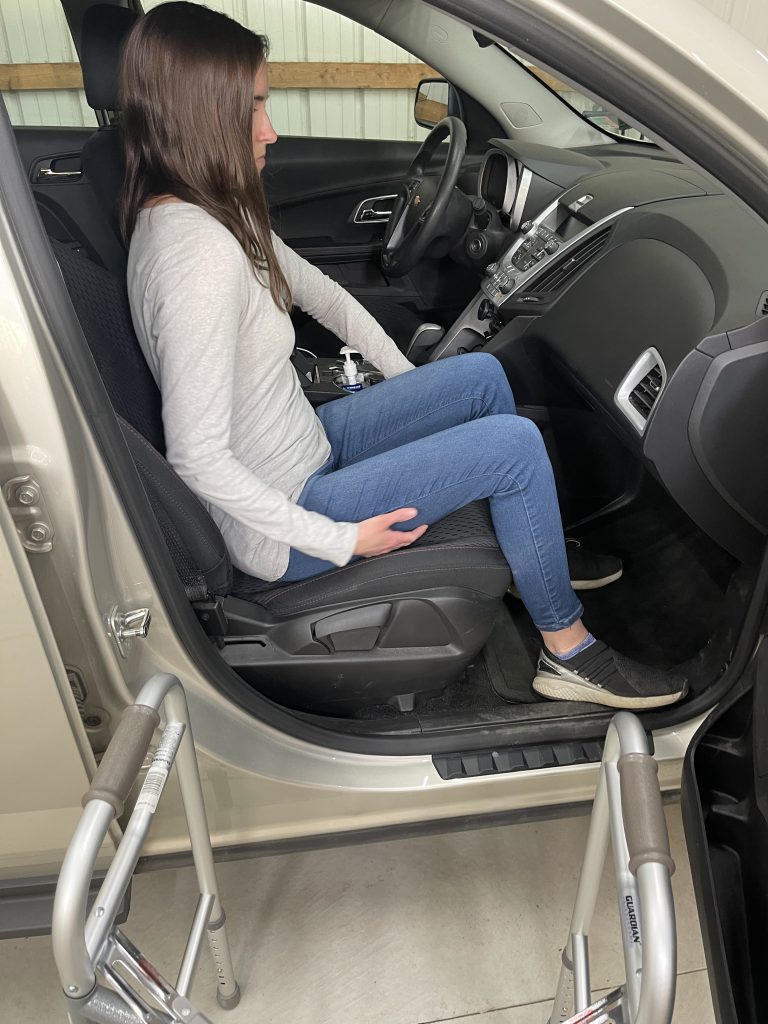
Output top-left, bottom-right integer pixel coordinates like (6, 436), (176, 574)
(0, 59), (572, 95)
(414, 96), (449, 124)
(0, 62), (84, 91)
(270, 61), (437, 89)
(0, 60), (439, 93)
(526, 67), (571, 93)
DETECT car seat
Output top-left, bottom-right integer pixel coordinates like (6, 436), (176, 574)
(50, 238), (511, 714)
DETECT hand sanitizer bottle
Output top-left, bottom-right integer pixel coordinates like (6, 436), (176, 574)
(339, 346), (364, 392)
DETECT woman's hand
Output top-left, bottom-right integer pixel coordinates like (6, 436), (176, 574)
(354, 508), (428, 557)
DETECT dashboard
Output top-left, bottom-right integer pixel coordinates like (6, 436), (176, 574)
(443, 139), (768, 563)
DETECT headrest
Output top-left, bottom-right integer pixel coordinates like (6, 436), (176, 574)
(80, 4), (139, 111)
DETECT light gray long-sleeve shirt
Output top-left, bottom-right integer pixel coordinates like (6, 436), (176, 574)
(127, 202), (413, 581)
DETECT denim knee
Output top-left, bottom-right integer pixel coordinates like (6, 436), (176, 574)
(461, 350), (508, 381)
(494, 412), (546, 449)
(458, 351), (516, 409)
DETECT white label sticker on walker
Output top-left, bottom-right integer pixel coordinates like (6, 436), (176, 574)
(622, 891), (642, 945)
(135, 723), (185, 813)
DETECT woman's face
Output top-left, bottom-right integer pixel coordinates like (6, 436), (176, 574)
(252, 61), (277, 171)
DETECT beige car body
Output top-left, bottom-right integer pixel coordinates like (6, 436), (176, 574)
(1, 0), (766, 879)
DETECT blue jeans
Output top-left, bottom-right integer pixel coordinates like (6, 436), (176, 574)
(281, 353), (583, 632)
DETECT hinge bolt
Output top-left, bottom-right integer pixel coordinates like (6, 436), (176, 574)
(27, 522), (51, 544)
(16, 484), (39, 506)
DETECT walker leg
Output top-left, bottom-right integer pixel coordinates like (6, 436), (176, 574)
(207, 910), (241, 1009)
(165, 683), (240, 1008)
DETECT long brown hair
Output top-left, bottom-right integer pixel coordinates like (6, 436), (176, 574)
(118, 1), (291, 312)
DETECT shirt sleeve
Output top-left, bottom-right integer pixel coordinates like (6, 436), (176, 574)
(144, 228), (359, 567)
(271, 232), (415, 379)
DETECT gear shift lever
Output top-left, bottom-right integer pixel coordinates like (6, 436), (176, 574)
(405, 323), (445, 362)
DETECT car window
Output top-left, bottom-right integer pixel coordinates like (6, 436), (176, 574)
(524, 61), (650, 142)
(143, 0), (431, 143)
(0, 0), (96, 127)
(506, 49), (650, 143)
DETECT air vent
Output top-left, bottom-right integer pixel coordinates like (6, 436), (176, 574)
(615, 348), (668, 434)
(522, 225), (612, 295)
(628, 365), (663, 420)
(756, 290), (768, 317)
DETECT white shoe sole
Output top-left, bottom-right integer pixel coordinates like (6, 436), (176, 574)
(532, 672), (686, 709)
(509, 567), (623, 599)
(569, 568), (623, 591)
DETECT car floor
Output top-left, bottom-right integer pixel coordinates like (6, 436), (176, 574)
(406, 481), (742, 721)
(0, 804), (713, 1023)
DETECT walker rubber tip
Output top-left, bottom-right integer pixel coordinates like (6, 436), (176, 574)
(217, 983), (241, 1010)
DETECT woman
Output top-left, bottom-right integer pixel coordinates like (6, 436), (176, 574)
(120, 2), (685, 710)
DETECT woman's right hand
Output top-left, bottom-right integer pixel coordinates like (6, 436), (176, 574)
(354, 508), (428, 557)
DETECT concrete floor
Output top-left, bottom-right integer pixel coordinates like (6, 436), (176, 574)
(0, 803), (712, 1023)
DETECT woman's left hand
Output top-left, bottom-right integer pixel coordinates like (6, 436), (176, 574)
(353, 508), (428, 557)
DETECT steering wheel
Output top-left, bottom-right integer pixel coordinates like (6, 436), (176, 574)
(381, 116), (467, 278)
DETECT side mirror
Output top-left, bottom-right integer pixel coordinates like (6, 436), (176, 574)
(414, 77), (462, 129)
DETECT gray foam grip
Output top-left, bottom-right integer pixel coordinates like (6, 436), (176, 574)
(618, 752), (676, 876)
(82, 704), (160, 817)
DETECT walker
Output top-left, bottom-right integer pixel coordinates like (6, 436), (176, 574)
(550, 712), (677, 1024)
(52, 673), (239, 1023)
(52, 678), (676, 1023)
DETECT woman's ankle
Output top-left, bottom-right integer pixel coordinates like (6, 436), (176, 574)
(540, 620), (589, 655)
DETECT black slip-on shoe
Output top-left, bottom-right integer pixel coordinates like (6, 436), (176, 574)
(565, 539), (623, 590)
(508, 540), (623, 598)
(532, 639), (688, 709)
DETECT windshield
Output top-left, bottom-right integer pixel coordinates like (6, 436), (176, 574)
(513, 52), (651, 144)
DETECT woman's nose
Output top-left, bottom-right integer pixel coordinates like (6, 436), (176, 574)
(261, 113), (278, 144)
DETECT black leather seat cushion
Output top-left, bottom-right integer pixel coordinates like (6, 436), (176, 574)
(231, 501), (509, 616)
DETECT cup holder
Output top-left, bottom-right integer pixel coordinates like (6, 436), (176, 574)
(333, 370), (385, 391)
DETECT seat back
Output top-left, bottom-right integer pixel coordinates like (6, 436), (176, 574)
(51, 238), (232, 599)
(51, 238), (164, 449)
(79, 4), (138, 234)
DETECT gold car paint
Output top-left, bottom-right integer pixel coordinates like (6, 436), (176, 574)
(7, 0), (753, 873)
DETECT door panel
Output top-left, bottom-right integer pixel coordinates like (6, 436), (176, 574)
(264, 134), (424, 256)
(266, 135), (482, 253)
(264, 134), (483, 317)
(682, 639), (768, 1024)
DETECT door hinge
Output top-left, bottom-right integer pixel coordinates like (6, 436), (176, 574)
(2, 475), (54, 552)
(106, 606), (152, 658)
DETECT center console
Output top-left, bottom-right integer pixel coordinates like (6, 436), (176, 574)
(293, 351), (384, 405)
(432, 195), (631, 361)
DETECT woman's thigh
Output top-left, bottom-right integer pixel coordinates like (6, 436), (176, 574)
(280, 413), (545, 582)
(316, 352), (515, 469)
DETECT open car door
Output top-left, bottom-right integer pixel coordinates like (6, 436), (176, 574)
(682, 637), (768, 1023)
(0, 487), (116, 935)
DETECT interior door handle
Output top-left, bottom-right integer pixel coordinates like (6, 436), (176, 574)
(353, 195), (396, 224)
(34, 158), (83, 183)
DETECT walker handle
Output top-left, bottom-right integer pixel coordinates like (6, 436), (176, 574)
(618, 752), (675, 876)
(82, 704), (159, 816)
